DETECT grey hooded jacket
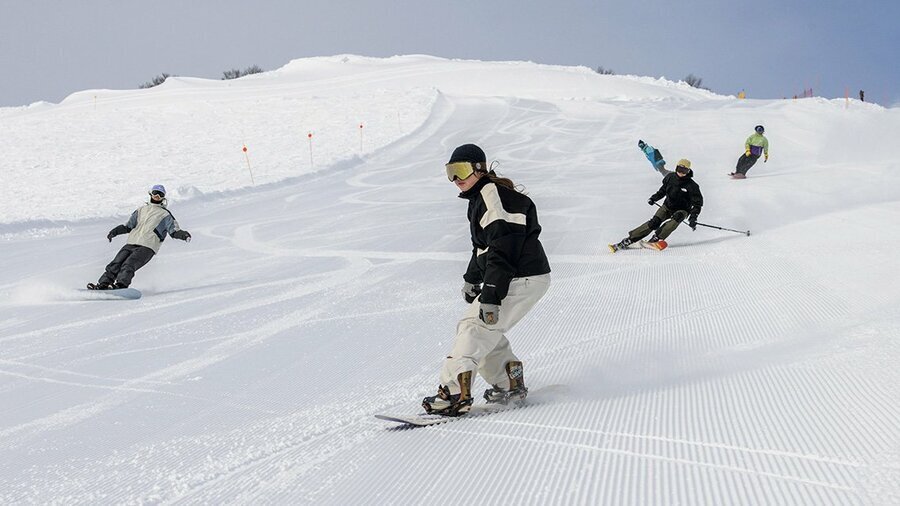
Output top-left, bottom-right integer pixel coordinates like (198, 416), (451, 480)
(120, 203), (183, 253)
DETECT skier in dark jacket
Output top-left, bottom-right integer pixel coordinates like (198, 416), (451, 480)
(87, 185), (191, 290)
(610, 159), (703, 251)
(422, 144), (551, 416)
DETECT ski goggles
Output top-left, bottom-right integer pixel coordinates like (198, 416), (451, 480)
(675, 165), (690, 174)
(150, 190), (165, 198)
(445, 161), (477, 182)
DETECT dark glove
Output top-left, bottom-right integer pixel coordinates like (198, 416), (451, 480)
(107, 225), (128, 242)
(461, 282), (482, 304)
(172, 230), (192, 242)
(648, 198), (656, 206)
(479, 303), (500, 325)
(688, 215), (698, 230)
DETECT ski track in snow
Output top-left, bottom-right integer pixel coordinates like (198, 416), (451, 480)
(1, 57), (900, 504)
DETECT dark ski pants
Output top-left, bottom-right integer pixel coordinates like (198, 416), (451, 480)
(735, 153), (760, 175)
(99, 244), (155, 287)
(628, 205), (688, 242)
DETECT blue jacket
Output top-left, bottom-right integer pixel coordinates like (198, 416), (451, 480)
(640, 143), (666, 170)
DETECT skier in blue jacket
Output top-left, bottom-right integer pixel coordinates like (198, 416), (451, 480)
(638, 140), (670, 175)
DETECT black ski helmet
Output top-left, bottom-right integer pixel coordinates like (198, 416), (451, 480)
(448, 144), (487, 172)
(755, 125), (765, 134)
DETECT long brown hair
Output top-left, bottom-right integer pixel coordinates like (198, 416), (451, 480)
(486, 173), (516, 190)
(483, 161), (521, 192)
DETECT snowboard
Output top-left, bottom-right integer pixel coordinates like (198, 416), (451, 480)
(78, 286), (142, 300)
(639, 239), (668, 251)
(376, 384), (566, 428)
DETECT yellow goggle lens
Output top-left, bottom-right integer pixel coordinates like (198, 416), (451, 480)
(445, 162), (476, 181)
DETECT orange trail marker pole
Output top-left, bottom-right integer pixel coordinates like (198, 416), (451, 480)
(242, 145), (255, 184)
(307, 132), (314, 168)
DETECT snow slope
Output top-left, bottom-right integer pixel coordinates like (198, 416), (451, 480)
(1, 55), (899, 505)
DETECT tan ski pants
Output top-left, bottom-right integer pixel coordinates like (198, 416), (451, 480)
(440, 273), (550, 395)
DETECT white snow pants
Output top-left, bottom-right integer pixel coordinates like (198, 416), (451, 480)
(440, 273), (550, 395)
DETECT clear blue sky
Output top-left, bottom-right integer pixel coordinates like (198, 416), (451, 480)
(2, 0), (897, 107)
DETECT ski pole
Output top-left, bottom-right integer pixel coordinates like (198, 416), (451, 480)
(653, 202), (750, 236)
(695, 222), (751, 236)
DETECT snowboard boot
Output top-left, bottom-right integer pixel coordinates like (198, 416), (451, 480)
(422, 371), (473, 416)
(483, 361), (528, 404)
(113, 281), (128, 290)
(87, 282), (114, 290)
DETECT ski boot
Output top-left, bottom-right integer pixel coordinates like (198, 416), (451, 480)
(608, 238), (632, 253)
(422, 371), (473, 416)
(483, 361), (528, 405)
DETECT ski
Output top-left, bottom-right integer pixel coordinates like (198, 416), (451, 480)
(639, 240), (668, 251)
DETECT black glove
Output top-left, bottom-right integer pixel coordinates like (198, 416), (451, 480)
(479, 303), (500, 325)
(688, 215), (698, 230)
(648, 198), (656, 206)
(172, 230), (192, 242)
(107, 225), (128, 242)
(461, 282), (482, 304)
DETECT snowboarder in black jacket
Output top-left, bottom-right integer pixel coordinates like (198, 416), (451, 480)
(422, 144), (551, 416)
(611, 159), (703, 251)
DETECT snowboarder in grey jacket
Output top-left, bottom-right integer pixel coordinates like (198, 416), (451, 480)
(87, 185), (191, 290)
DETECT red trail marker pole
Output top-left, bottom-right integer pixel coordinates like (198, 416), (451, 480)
(242, 145), (255, 184)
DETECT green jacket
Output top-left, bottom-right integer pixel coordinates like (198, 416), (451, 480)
(745, 133), (769, 156)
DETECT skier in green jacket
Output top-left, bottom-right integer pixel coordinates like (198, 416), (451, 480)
(730, 125), (769, 179)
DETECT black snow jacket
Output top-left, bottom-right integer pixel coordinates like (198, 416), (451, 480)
(650, 171), (703, 218)
(460, 176), (551, 305)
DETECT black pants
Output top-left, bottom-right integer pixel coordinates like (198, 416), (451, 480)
(735, 153), (760, 175)
(99, 244), (155, 287)
(628, 205), (689, 242)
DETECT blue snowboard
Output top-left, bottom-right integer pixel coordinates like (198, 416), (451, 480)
(78, 287), (142, 300)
